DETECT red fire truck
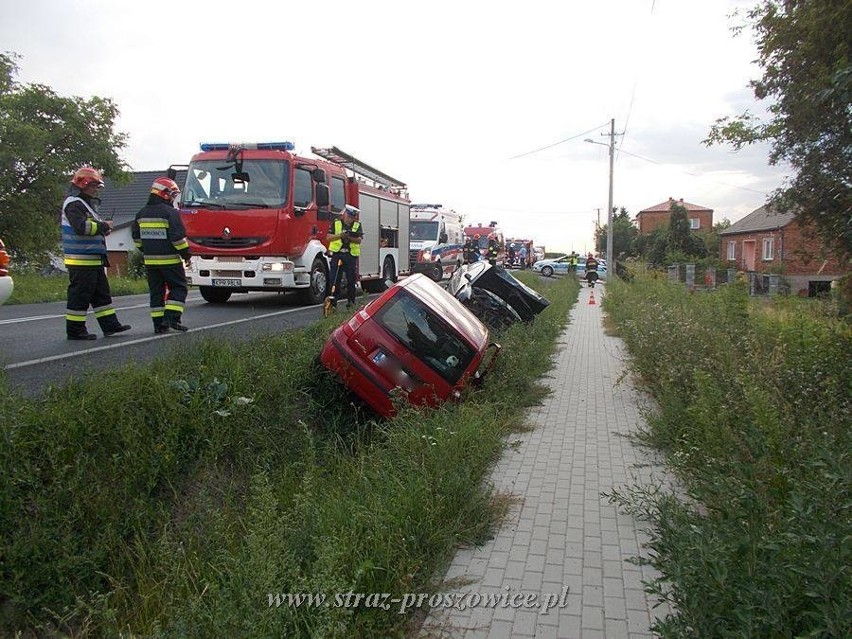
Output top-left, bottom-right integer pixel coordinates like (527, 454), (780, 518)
(176, 142), (410, 304)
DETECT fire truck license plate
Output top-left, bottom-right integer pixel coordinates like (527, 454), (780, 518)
(212, 278), (242, 287)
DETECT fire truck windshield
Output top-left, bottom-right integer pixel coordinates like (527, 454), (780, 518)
(410, 220), (439, 241)
(182, 159), (289, 209)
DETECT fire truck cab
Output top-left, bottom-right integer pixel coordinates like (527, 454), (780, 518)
(178, 142), (410, 304)
(463, 221), (506, 265)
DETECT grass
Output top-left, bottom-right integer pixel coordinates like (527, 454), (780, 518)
(6, 270), (149, 305)
(0, 271), (578, 638)
(602, 273), (851, 638)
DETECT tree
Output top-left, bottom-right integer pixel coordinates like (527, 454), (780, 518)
(594, 207), (638, 258)
(0, 52), (129, 262)
(704, 1), (852, 260)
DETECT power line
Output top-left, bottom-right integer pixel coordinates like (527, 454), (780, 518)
(615, 147), (772, 195)
(507, 123), (610, 160)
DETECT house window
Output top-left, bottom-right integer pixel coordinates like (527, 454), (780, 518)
(762, 237), (774, 261)
(689, 218), (700, 230)
(727, 241), (736, 261)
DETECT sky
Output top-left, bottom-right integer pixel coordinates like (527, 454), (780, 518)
(0, 0), (788, 253)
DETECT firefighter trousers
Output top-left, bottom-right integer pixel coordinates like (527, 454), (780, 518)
(147, 264), (188, 329)
(65, 266), (124, 336)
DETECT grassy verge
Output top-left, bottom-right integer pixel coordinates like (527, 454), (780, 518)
(0, 272), (578, 638)
(6, 271), (149, 305)
(602, 273), (850, 638)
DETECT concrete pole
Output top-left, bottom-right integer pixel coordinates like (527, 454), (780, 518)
(606, 118), (615, 275)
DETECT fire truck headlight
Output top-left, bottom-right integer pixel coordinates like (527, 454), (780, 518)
(262, 262), (286, 272)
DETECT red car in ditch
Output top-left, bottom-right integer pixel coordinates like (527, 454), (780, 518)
(319, 274), (500, 417)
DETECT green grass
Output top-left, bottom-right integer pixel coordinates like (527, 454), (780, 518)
(602, 274), (851, 638)
(6, 271), (149, 305)
(0, 272), (578, 637)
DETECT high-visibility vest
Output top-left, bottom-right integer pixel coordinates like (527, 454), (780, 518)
(61, 196), (107, 268)
(328, 220), (361, 256)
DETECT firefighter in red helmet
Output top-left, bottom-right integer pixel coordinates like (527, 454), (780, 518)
(61, 166), (131, 340)
(132, 177), (192, 333)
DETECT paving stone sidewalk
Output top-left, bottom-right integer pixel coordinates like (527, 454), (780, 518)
(420, 283), (672, 638)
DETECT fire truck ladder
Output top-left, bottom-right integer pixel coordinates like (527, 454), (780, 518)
(311, 146), (407, 195)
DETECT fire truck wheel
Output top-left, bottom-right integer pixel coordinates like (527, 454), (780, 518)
(301, 257), (329, 305)
(199, 286), (232, 304)
(363, 256), (396, 293)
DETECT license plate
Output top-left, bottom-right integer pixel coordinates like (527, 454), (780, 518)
(212, 278), (242, 287)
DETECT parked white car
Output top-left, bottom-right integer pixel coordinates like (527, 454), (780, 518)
(0, 238), (14, 305)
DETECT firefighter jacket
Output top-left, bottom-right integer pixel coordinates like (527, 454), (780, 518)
(585, 257), (599, 271)
(328, 219), (362, 256)
(132, 201), (191, 266)
(487, 240), (499, 259)
(61, 194), (110, 268)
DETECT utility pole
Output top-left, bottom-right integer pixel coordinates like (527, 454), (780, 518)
(606, 118), (615, 274)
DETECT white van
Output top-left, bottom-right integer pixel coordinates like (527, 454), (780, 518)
(409, 204), (464, 281)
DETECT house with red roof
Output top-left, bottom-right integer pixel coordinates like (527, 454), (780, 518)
(635, 197), (713, 235)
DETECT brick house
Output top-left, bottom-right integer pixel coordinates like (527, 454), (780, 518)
(98, 170), (187, 276)
(718, 205), (846, 296)
(636, 197), (713, 235)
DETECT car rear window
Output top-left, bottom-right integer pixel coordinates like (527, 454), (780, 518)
(375, 289), (476, 384)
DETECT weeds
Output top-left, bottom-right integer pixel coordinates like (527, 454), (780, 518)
(603, 274), (851, 638)
(0, 272), (577, 637)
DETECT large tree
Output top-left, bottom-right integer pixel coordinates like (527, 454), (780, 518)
(0, 52), (129, 263)
(704, 1), (852, 260)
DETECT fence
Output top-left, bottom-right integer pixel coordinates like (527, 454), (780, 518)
(667, 264), (787, 296)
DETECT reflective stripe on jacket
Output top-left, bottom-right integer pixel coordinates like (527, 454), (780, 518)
(132, 202), (191, 267)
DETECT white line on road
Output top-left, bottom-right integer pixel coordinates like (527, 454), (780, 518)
(0, 302), (153, 325)
(4, 303), (320, 370)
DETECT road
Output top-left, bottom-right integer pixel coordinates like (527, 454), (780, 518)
(0, 289), (338, 396)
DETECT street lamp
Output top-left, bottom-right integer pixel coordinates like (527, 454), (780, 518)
(584, 118), (615, 275)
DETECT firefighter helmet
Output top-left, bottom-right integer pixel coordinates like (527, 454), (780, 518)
(473, 234), (481, 240)
(71, 167), (105, 189)
(151, 177), (181, 202)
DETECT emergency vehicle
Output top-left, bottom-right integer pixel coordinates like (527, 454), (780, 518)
(463, 221), (506, 265)
(408, 204), (463, 281)
(176, 142), (410, 304)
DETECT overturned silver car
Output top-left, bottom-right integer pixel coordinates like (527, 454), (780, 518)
(446, 262), (550, 332)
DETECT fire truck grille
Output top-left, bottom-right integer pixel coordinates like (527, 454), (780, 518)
(190, 236), (267, 248)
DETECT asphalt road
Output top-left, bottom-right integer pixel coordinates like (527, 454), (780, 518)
(0, 288), (338, 397)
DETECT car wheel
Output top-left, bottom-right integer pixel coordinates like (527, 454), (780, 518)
(541, 265), (554, 277)
(199, 286), (232, 304)
(300, 257), (328, 305)
(430, 262), (443, 282)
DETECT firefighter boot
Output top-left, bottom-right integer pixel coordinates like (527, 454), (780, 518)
(67, 319), (97, 340)
(164, 311), (188, 332)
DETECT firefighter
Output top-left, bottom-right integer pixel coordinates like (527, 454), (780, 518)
(486, 235), (499, 266)
(462, 234), (479, 264)
(132, 177), (191, 333)
(584, 252), (600, 288)
(61, 166), (131, 340)
(327, 204), (363, 309)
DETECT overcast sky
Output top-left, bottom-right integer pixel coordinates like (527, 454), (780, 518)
(1, 0), (786, 253)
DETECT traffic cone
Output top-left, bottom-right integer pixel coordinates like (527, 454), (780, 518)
(589, 290), (596, 305)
